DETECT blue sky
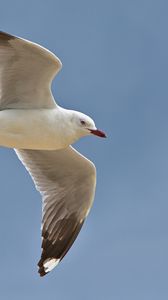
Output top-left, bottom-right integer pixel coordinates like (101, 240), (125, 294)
(0, 0), (168, 299)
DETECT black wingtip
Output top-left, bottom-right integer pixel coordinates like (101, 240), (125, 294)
(38, 259), (47, 276)
(38, 266), (48, 277)
(38, 257), (61, 277)
(37, 214), (85, 277)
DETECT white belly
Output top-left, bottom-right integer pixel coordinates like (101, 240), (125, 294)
(0, 109), (72, 150)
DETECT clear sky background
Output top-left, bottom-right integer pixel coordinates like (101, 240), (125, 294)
(0, 0), (168, 299)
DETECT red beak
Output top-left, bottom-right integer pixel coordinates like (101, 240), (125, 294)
(89, 129), (107, 138)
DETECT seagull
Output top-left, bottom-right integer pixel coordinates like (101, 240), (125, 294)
(0, 31), (106, 276)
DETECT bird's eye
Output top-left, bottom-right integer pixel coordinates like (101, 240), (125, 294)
(80, 120), (86, 126)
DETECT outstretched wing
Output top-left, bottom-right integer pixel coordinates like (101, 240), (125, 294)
(15, 147), (96, 276)
(0, 31), (62, 109)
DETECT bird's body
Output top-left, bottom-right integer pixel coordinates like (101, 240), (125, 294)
(0, 31), (106, 276)
(0, 108), (84, 149)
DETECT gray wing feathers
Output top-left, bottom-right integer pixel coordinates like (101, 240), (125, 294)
(15, 147), (96, 276)
(0, 31), (62, 109)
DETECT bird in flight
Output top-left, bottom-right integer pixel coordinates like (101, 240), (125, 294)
(0, 31), (106, 276)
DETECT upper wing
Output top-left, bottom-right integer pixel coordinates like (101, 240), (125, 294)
(0, 31), (62, 109)
(15, 146), (96, 276)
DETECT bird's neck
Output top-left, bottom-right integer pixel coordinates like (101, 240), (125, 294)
(53, 107), (80, 146)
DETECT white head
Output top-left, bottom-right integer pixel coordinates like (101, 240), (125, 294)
(70, 110), (106, 139)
